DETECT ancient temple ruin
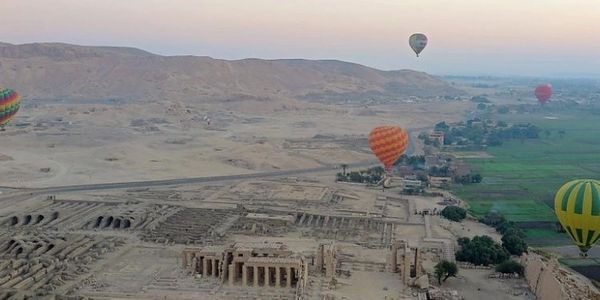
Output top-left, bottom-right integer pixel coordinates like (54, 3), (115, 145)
(386, 240), (422, 284)
(315, 242), (338, 286)
(182, 242), (308, 289)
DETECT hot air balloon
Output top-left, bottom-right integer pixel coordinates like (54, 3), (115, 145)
(368, 126), (409, 171)
(0, 88), (21, 128)
(535, 84), (552, 105)
(554, 179), (600, 256)
(409, 33), (428, 57)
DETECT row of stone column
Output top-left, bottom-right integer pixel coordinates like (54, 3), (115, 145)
(241, 265), (294, 288)
(297, 214), (386, 230)
(201, 257), (220, 278)
(187, 256), (220, 278)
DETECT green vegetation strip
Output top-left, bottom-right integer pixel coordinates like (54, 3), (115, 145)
(455, 113), (600, 227)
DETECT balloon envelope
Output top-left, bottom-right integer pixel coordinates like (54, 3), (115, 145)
(409, 33), (428, 57)
(0, 88), (21, 127)
(368, 126), (409, 170)
(554, 179), (600, 255)
(535, 84), (552, 104)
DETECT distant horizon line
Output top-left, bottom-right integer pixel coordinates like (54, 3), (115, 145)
(2, 40), (600, 80)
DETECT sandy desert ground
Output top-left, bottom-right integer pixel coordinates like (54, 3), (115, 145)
(0, 42), (558, 300)
(0, 99), (470, 188)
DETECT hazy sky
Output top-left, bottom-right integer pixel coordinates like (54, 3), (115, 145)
(3, 0), (600, 77)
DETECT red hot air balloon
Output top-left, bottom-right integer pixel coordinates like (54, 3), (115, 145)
(368, 126), (409, 171)
(535, 84), (552, 105)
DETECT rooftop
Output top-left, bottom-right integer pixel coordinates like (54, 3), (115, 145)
(245, 213), (295, 222)
(246, 256), (303, 264)
(232, 242), (288, 250)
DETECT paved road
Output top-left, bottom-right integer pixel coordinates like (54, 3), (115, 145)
(0, 161), (378, 200)
(0, 127), (424, 199)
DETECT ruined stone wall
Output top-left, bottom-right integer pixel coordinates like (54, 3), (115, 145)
(522, 255), (565, 300)
(521, 253), (600, 300)
(183, 243), (306, 290)
(0, 233), (124, 296)
(316, 242), (337, 287)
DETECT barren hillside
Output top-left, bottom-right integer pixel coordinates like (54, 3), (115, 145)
(0, 42), (462, 104)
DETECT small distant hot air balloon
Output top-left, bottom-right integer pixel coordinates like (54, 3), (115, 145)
(409, 33), (428, 57)
(0, 88), (21, 128)
(555, 179), (600, 256)
(368, 126), (409, 171)
(535, 84), (552, 105)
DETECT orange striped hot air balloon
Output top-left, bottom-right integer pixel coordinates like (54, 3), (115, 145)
(368, 126), (409, 171)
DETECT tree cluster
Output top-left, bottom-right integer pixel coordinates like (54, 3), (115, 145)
(502, 234), (528, 256)
(423, 120), (541, 148)
(429, 165), (450, 177)
(470, 95), (491, 103)
(454, 172), (483, 184)
(480, 211), (505, 227)
(336, 166), (384, 184)
(487, 123), (541, 143)
(455, 235), (510, 266)
(495, 260), (524, 275)
(441, 206), (467, 222)
(481, 212), (528, 256)
(394, 154), (426, 169)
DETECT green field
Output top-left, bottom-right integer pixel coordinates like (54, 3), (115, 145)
(455, 113), (600, 226)
(523, 229), (574, 246)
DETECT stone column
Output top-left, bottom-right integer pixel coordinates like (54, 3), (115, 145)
(413, 248), (421, 278)
(403, 251), (411, 284)
(202, 258), (208, 277)
(386, 247), (397, 273)
(242, 265), (248, 287)
(191, 257), (197, 275)
(299, 213), (306, 225)
(265, 266), (270, 287)
(325, 254), (333, 279)
(286, 267), (292, 288)
(254, 266), (259, 287)
(275, 267), (281, 287)
(316, 244), (324, 272)
(228, 264), (235, 286)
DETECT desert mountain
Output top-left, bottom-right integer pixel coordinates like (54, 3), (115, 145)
(0, 42), (462, 103)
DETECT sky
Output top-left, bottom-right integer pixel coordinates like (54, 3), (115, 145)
(2, 0), (600, 77)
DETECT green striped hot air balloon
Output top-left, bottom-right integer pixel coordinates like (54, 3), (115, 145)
(554, 179), (600, 256)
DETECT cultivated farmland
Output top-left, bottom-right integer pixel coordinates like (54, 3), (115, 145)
(455, 111), (600, 244)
